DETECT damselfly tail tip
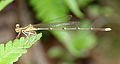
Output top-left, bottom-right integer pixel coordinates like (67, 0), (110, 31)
(105, 28), (112, 31)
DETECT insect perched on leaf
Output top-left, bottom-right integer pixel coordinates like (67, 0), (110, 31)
(15, 21), (111, 38)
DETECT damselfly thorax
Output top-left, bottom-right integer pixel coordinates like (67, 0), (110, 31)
(15, 22), (111, 38)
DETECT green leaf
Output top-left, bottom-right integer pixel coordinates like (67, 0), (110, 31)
(29, 0), (68, 23)
(0, 0), (13, 11)
(0, 33), (42, 64)
(64, 0), (84, 18)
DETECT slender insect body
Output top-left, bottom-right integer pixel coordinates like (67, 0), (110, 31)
(15, 22), (111, 38)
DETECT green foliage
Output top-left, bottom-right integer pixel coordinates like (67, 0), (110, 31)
(48, 46), (65, 58)
(59, 61), (75, 64)
(64, 0), (84, 18)
(0, 33), (42, 64)
(0, 0), (13, 11)
(29, 0), (68, 23)
(88, 5), (101, 17)
(88, 5), (114, 17)
(48, 46), (76, 64)
(77, 0), (94, 7)
(29, 0), (96, 57)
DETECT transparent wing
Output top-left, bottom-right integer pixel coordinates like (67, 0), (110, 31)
(33, 22), (81, 28)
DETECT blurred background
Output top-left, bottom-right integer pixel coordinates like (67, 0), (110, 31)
(0, 0), (118, 64)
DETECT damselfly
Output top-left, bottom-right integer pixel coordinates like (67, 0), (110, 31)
(15, 22), (111, 38)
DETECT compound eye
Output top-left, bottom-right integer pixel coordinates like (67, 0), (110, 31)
(16, 24), (20, 28)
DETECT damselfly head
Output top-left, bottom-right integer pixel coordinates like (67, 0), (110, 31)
(16, 24), (20, 28)
(15, 24), (21, 33)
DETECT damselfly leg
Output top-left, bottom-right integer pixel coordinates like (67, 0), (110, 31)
(15, 24), (37, 38)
